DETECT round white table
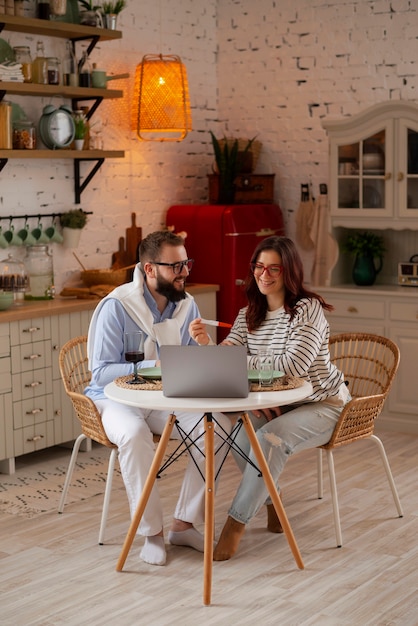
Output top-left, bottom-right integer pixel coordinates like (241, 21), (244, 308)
(104, 380), (313, 606)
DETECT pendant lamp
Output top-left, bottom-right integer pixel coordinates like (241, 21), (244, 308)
(132, 54), (192, 142)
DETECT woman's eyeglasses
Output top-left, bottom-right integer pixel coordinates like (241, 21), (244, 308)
(250, 263), (284, 277)
(153, 259), (194, 275)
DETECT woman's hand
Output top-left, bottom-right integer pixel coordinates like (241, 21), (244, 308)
(189, 318), (210, 346)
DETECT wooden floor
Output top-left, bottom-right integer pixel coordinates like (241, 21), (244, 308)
(1, 430), (417, 625)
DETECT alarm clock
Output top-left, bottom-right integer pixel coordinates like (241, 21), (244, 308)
(38, 104), (75, 149)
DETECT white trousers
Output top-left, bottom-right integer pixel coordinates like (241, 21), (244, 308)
(96, 399), (232, 536)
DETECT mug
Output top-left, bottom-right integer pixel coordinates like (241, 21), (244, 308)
(0, 227), (9, 249)
(17, 225), (38, 246)
(4, 225), (22, 247)
(45, 225), (64, 244)
(257, 348), (274, 387)
(31, 223), (50, 244)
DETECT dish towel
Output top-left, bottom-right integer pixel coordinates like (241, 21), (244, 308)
(87, 263), (193, 365)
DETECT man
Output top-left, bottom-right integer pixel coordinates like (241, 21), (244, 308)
(86, 230), (231, 566)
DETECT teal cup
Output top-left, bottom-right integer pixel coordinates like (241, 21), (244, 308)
(17, 225), (38, 246)
(31, 223), (50, 244)
(0, 227), (9, 249)
(45, 225), (64, 244)
(4, 226), (22, 247)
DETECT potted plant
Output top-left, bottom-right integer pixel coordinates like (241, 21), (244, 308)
(209, 131), (256, 204)
(341, 230), (385, 286)
(101, 0), (126, 28)
(78, 0), (103, 26)
(73, 110), (88, 150)
(60, 209), (88, 248)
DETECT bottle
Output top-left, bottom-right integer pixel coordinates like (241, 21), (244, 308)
(37, 0), (50, 19)
(24, 245), (55, 300)
(32, 41), (48, 85)
(0, 101), (12, 149)
(63, 41), (78, 87)
(47, 57), (60, 85)
(78, 51), (92, 87)
(13, 46), (33, 83)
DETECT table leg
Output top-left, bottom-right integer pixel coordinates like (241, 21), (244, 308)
(240, 412), (304, 570)
(203, 413), (215, 606)
(116, 412), (177, 572)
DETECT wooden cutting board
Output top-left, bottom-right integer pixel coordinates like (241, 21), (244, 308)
(125, 212), (142, 265)
(111, 236), (131, 269)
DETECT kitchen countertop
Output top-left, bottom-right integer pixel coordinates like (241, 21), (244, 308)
(0, 283), (220, 323)
(318, 284), (418, 297)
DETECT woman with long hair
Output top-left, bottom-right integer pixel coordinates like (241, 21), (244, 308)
(190, 236), (350, 561)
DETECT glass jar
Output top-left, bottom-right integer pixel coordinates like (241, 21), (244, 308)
(0, 253), (28, 305)
(0, 101), (12, 150)
(47, 57), (60, 85)
(13, 46), (33, 83)
(13, 120), (36, 149)
(49, 0), (67, 16)
(24, 245), (55, 300)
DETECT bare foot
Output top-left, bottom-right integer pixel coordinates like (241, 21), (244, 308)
(213, 516), (246, 561)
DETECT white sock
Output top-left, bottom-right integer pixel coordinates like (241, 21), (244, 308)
(168, 527), (205, 552)
(140, 536), (166, 566)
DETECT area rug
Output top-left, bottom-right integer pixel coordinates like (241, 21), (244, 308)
(0, 440), (187, 519)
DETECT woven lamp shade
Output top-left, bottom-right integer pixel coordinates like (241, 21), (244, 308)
(132, 54), (192, 141)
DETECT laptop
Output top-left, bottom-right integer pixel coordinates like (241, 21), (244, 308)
(160, 345), (249, 398)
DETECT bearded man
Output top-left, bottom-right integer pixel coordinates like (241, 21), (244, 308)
(86, 231), (231, 566)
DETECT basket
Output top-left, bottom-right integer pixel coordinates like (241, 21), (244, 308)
(81, 268), (132, 287)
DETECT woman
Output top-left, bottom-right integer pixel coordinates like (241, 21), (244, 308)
(190, 236), (350, 561)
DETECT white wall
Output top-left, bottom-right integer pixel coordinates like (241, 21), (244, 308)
(2, 0), (417, 292)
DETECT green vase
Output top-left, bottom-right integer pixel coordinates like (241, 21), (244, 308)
(352, 252), (383, 286)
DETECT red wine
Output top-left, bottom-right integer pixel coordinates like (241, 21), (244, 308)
(125, 351), (144, 363)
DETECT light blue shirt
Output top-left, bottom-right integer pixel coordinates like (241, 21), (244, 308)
(85, 282), (200, 401)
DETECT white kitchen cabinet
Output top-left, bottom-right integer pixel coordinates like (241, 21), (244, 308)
(320, 285), (418, 436)
(322, 101), (418, 230)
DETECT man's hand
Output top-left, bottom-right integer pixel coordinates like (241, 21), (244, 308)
(252, 406), (282, 422)
(189, 318), (210, 346)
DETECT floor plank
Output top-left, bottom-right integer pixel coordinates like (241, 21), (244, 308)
(0, 431), (417, 625)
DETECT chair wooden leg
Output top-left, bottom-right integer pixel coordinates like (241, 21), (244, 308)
(370, 434), (404, 517)
(325, 449), (343, 548)
(98, 447), (118, 545)
(317, 448), (323, 499)
(58, 433), (87, 514)
(239, 412), (304, 570)
(116, 413), (177, 572)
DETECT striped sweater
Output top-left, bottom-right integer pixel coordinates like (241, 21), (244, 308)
(227, 297), (346, 404)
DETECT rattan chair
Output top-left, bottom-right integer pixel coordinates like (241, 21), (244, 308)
(58, 335), (118, 545)
(317, 332), (403, 547)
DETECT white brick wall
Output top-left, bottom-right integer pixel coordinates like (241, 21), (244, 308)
(1, 0), (417, 291)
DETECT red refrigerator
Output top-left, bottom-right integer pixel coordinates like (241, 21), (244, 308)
(166, 204), (285, 340)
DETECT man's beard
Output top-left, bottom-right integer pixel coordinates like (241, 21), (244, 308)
(155, 273), (186, 302)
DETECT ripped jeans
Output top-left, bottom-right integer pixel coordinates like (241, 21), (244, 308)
(228, 401), (344, 525)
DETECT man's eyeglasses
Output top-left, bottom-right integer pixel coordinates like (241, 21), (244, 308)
(153, 259), (194, 275)
(250, 263), (284, 277)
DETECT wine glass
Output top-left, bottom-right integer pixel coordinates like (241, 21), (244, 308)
(124, 331), (145, 384)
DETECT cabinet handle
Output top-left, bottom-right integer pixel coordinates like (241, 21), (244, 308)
(397, 172), (404, 181)
(347, 306), (358, 313)
(25, 381), (42, 388)
(24, 354), (42, 360)
(384, 172), (392, 180)
(55, 409), (62, 416)
(23, 327), (41, 333)
(53, 345), (59, 351)
(27, 435), (44, 442)
(25, 408), (44, 415)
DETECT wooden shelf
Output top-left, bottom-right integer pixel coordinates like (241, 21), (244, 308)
(0, 14), (122, 41)
(0, 82), (123, 99)
(0, 150), (124, 158)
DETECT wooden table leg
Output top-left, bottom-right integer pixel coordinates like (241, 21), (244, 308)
(116, 412), (177, 572)
(240, 412), (304, 570)
(203, 413), (215, 606)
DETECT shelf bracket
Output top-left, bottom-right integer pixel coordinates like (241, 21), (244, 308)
(0, 158), (8, 172)
(71, 35), (100, 57)
(71, 96), (103, 118)
(74, 157), (105, 204)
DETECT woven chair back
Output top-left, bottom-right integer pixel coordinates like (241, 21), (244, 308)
(324, 333), (400, 448)
(59, 336), (115, 449)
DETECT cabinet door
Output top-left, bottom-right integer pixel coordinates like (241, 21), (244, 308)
(329, 119), (394, 219)
(397, 117), (418, 218)
(388, 326), (418, 415)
